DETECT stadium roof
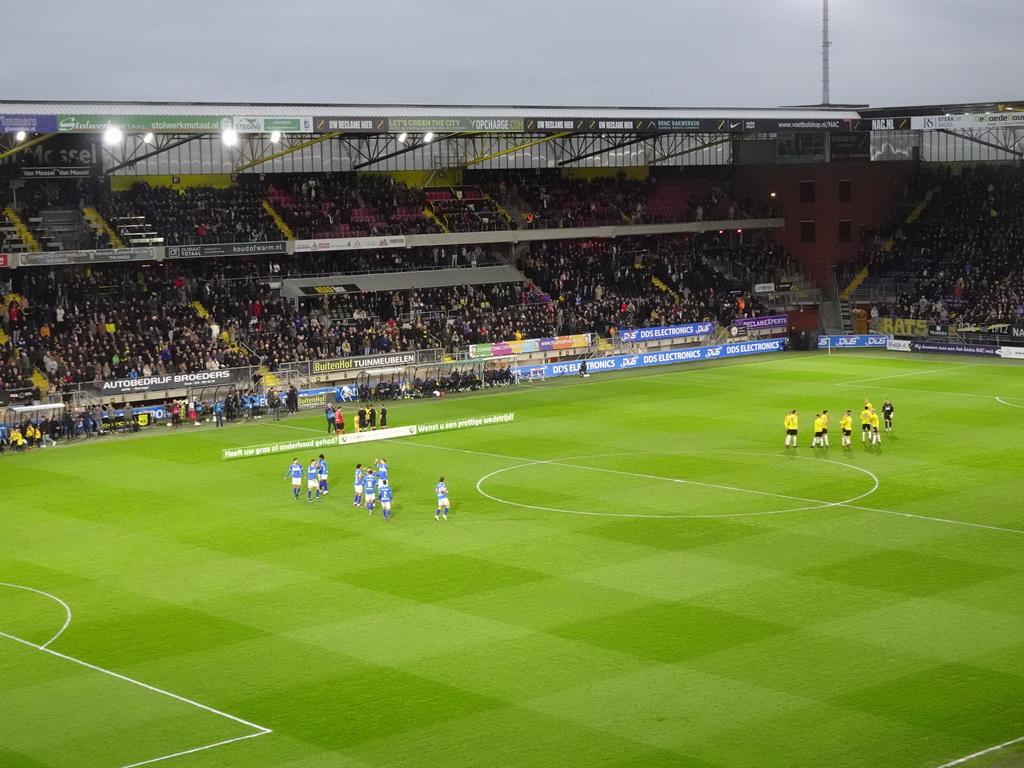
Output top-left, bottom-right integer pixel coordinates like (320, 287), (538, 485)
(0, 101), (864, 136)
(3, 100), (1022, 142)
(0, 100), (860, 120)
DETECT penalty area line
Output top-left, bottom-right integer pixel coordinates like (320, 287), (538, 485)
(0, 629), (271, 767)
(834, 363), (980, 386)
(119, 731), (270, 768)
(934, 734), (1024, 768)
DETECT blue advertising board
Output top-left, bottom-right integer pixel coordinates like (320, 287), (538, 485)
(817, 335), (891, 349)
(518, 339), (785, 379)
(619, 322), (714, 343)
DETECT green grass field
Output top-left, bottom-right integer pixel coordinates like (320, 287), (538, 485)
(2, 349), (1024, 768)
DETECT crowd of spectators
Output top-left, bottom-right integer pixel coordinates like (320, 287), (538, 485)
(268, 175), (442, 239)
(482, 172), (743, 229)
(6, 171), (760, 256)
(100, 183), (280, 246)
(4, 266), (254, 389)
(854, 165), (1024, 327)
(514, 236), (778, 337)
(424, 188), (513, 233)
(0, 225), (800, 395)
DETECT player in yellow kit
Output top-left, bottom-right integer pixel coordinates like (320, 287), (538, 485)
(820, 409), (831, 447)
(869, 408), (881, 445)
(840, 410), (853, 447)
(784, 410), (798, 447)
(860, 405), (872, 442)
(811, 413), (824, 448)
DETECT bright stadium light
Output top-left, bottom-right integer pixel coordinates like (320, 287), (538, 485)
(396, 132), (407, 144)
(143, 132), (155, 144)
(423, 132), (434, 143)
(270, 131), (281, 143)
(14, 131), (26, 142)
(104, 126), (123, 145)
(222, 129), (239, 146)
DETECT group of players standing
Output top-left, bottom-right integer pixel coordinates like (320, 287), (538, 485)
(285, 455), (451, 521)
(325, 404), (388, 435)
(784, 398), (894, 448)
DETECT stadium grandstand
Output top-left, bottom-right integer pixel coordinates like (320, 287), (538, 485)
(2, 98), (1024, 410)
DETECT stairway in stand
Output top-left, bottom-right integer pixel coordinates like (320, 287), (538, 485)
(82, 206), (125, 249)
(262, 200), (295, 240)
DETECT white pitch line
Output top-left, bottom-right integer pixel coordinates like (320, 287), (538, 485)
(835, 383), (1001, 400)
(0, 629), (271, 765)
(835, 363), (979, 386)
(548, 458), (867, 506)
(842, 504), (1024, 535)
(834, 383), (1024, 404)
(407, 441), (1024, 534)
(119, 731), (269, 768)
(410, 442), (878, 516)
(0, 583), (72, 649)
(934, 734), (1024, 767)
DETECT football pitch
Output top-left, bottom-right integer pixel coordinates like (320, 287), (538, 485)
(2, 349), (1024, 768)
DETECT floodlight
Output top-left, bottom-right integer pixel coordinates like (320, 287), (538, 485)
(14, 131), (26, 142)
(104, 126), (123, 145)
(423, 132), (434, 143)
(396, 132), (407, 143)
(270, 131), (281, 143)
(143, 132), (155, 144)
(222, 129), (239, 146)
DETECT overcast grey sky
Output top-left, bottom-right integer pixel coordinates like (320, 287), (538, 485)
(3, 0), (1021, 109)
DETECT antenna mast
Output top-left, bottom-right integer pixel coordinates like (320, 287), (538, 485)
(822, 0), (831, 105)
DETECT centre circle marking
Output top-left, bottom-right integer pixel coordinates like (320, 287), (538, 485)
(476, 451), (879, 519)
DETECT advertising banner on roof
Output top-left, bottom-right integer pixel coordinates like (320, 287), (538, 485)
(907, 114), (1024, 130)
(57, 114), (230, 133)
(524, 117), (865, 134)
(229, 116), (313, 133)
(387, 116), (525, 133)
(313, 116), (388, 133)
(0, 114), (57, 133)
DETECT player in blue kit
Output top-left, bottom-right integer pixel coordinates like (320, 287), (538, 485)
(363, 470), (378, 515)
(284, 458), (303, 500)
(353, 463), (364, 507)
(375, 457), (389, 485)
(378, 480), (393, 521)
(307, 459), (321, 502)
(317, 454), (329, 495)
(435, 476), (449, 520)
